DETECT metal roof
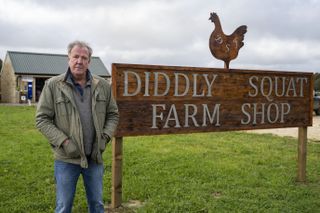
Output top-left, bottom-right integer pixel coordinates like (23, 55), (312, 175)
(7, 51), (110, 77)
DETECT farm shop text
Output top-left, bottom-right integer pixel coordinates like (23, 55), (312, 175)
(123, 70), (308, 129)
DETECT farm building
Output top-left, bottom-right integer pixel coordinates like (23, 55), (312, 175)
(0, 51), (110, 103)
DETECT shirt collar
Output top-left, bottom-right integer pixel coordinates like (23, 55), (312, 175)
(66, 68), (92, 86)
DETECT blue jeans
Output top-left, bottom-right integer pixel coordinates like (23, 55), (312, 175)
(54, 160), (104, 213)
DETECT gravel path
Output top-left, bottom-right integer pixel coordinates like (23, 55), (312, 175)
(247, 115), (320, 141)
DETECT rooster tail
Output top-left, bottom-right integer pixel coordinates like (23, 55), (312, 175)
(233, 25), (247, 38)
(236, 25), (247, 34)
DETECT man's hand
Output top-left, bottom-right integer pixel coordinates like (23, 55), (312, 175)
(62, 139), (79, 158)
(63, 139), (70, 146)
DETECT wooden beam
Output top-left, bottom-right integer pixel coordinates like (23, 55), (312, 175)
(297, 127), (307, 182)
(111, 137), (123, 208)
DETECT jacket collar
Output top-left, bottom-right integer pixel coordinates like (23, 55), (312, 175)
(61, 68), (100, 89)
(58, 68), (101, 97)
(64, 68), (92, 85)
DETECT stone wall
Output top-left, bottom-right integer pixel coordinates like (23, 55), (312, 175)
(0, 57), (17, 103)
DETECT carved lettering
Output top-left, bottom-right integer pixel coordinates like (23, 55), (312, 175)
(114, 65), (312, 137)
(241, 102), (291, 125)
(215, 34), (223, 44)
(248, 76), (308, 101)
(151, 103), (221, 129)
(202, 104), (220, 127)
(123, 71), (141, 96)
(123, 71), (218, 98)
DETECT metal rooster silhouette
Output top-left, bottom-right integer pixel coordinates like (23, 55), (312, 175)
(209, 12), (247, 69)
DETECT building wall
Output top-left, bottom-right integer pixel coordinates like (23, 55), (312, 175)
(0, 57), (17, 103)
(0, 53), (110, 103)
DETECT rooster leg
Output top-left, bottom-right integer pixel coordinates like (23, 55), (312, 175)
(224, 61), (230, 69)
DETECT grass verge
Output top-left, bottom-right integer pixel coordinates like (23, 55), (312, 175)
(0, 106), (319, 212)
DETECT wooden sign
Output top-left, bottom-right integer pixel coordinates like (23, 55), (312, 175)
(112, 63), (313, 137)
(110, 14), (313, 209)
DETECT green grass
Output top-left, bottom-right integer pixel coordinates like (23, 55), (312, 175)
(0, 105), (319, 212)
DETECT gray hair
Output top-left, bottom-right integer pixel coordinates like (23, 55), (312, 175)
(67, 40), (93, 59)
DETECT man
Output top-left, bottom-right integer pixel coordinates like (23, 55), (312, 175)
(36, 41), (119, 213)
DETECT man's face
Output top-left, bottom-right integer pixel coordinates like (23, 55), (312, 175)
(68, 45), (90, 80)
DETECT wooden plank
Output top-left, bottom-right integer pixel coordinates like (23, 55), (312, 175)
(111, 137), (123, 208)
(297, 127), (307, 182)
(112, 63), (313, 137)
(309, 75), (314, 123)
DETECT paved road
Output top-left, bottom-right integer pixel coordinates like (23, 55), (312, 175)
(247, 115), (320, 141)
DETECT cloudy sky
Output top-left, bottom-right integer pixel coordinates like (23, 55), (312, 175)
(0, 0), (319, 73)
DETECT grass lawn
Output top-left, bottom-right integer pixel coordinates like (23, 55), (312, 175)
(0, 105), (319, 212)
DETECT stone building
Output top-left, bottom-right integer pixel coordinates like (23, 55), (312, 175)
(0, 51), (110, 103)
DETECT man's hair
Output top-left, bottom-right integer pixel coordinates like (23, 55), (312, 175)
(67, 40), (93, 59)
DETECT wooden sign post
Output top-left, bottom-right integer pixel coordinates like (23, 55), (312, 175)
(111, 63), (313, 208)
(298, 127), (308, 182)
(111, 137), (123, 208)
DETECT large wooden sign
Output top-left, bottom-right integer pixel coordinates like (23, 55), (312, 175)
(112, 63), (313, 137)
(110, 13), (314, 209)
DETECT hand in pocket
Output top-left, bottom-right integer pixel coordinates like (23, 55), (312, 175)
(62, 139), (79, 158)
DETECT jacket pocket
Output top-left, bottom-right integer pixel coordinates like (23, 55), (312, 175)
(62, 139), (80, 158)
(54, 96), (73, 134)
(55, 96), (72, 116)
(95, 94), (107, 128)
(96, 95), (107, 114)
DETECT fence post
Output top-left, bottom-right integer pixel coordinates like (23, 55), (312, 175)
(111, 137), (123, 208)
(297, 127), (307, 182)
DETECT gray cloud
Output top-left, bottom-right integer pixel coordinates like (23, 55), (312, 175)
(0, 0), (319, 72)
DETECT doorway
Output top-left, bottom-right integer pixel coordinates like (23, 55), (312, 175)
(35, 77), (49, 102)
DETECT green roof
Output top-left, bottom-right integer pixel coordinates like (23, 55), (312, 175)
(7, 51), (110, 77)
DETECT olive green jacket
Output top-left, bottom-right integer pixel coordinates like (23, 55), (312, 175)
(35, 72), (119, 168)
